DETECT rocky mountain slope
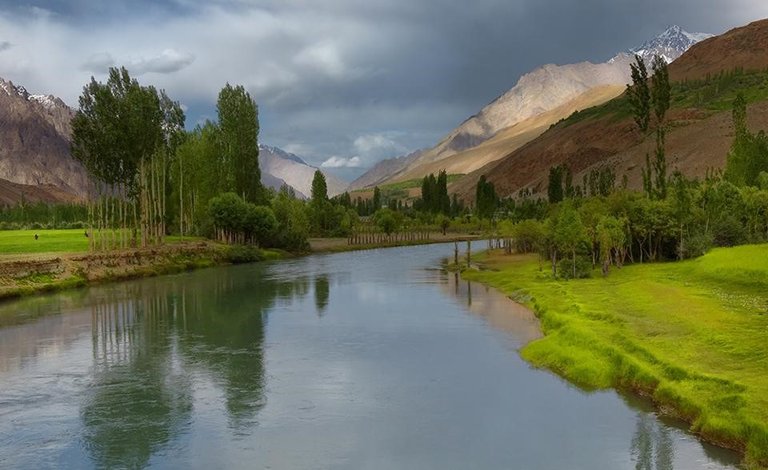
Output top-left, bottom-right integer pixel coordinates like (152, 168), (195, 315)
(259, 145), (348, 198)
(0, 78), (90, 199)
(450, 19), (768, 203)
(352, 25), (711, 189)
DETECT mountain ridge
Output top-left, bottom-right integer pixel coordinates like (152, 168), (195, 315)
(351, 25), (711, 189)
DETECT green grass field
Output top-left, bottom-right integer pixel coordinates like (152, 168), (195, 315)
(0, 229), (200, 256)
(463, 245), (768, 466)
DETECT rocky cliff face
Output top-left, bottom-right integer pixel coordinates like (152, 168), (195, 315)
(0, 78), (90, 199)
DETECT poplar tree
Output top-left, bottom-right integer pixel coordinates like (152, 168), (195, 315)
(217, 84), (265, 205)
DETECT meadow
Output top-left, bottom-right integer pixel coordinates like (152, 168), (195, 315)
(463, 245), (768, 466)
(0, 229), (199, 256)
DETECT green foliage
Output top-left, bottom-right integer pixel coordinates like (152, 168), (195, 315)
(416, 171), (451, 215)
(651, 55), (671, 126)
(475, 175), (498, 219)
(311, 170), (328, 203)
(627, 55), (651, 132)
(207, 192), (275, 246)
(547, 165), (565, 203)
(725, 95), (768, 188)
(272, 187), (310, 251)
(0, 202), (87, 229)
(217, 83), (265, 205)
(373, 208), (399, 235)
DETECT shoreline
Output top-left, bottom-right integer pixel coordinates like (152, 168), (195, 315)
(0, 234), (482, 303)
(460, 248), (768, 469)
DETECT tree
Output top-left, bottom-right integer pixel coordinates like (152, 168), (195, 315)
(374, 208), (398, 236)
(476, 175), (498, 219)
(627, 55), (651, 133)
(548, 166), (564, 203)
(217, 84), (265, 205)
(650, 55), (671, 126)
(273, 186), (310, 250)
(311, 170), (328, 203)
(552, 202), (587, 279)
(597, 216), (626, 275)
(725, 94), (768, 188)
(372, 186), (382, 211)
(71, 66), (184, 249)
(243, 205), (276, 246)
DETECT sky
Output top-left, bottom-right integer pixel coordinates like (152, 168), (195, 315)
(1, 1), (767, 181)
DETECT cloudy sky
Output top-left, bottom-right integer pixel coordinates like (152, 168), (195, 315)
(1, 1), (767, 180)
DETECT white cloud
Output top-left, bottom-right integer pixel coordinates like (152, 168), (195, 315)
(321, 156), (363, 168)
(81, 49), (194, 75)
(0, 41), (11, 52)
(353, 133), (408, 160)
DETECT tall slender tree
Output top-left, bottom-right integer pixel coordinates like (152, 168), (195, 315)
(217, 84), (265, 205)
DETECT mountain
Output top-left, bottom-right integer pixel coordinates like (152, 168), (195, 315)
(629, 25), (713, 64)
(352, 25), (710, 189)
(0, 78), (90, 200)
(348, 150), (422, 190)
(449, 19), (768, 203)
(258, 145), (348, 198)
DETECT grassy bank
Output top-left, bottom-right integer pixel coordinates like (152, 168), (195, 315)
(0, 241), (283, 302)
(462, 245), (768, 467)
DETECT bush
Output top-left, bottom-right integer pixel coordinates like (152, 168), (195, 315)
(556, 256), (593, 280)
(680, 232), (713, 259)
(223, 245), (264, 264)
(711, 214), (747, 247)
(30, 222), (44, 230)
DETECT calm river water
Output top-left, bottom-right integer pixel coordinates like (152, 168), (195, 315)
(0, 243), (741, 469)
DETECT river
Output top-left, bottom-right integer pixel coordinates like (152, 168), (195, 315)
(0, 243), (741, 469)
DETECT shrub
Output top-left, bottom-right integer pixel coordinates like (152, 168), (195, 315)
(556, 256), (593, 280)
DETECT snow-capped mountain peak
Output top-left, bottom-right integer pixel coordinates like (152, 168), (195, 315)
(629, 25), (713, 64)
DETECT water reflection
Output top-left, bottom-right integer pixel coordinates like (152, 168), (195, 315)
(73, 264), (311, 468)
(314, 275), (330, 316)
(631, 414), (675, 470)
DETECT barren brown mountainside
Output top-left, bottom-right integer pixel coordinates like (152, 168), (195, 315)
(670, 19), (768, 82)
(451, 19), (768, 203)
(0, 78), (90, 200)
(0, 179), (80, 206)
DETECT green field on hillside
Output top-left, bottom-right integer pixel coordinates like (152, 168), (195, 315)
(463, 245), (768, 465)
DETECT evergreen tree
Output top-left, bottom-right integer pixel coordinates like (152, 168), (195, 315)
(311, 170), (328, 203)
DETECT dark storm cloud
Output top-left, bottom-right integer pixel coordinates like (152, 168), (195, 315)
(0, 0), (767, 176)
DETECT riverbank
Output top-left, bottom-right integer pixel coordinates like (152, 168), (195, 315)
(461, 245), (768, 468)
(308, 233), (481, 253)
(0, 232), (480, 302)
(0, 242), (284, 302)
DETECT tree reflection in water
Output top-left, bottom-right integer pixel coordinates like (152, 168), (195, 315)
(630, 414), (675, 470)
(80, 265), (309, 468)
